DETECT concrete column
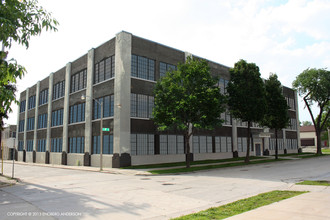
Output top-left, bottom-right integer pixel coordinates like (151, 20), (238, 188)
(46, 73), (54, 153)
(62, 63), (71, 153)
(84, 49), (94, 154)
(232, 119), (238, 153)
(294, 90), (301, 150)
(33, 81), (40, 152)
(23, 88), (29, 150)
(114, 31), (132, 155)
(283, 128), (287, 153)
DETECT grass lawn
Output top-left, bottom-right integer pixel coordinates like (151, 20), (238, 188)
(296, 180), (330, 186)
(149, 158), (287, 174)
(322, 148), (330, 154)
(173, 190), (306, 220)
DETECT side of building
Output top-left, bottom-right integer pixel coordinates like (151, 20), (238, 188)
(16, 31), (300, 168)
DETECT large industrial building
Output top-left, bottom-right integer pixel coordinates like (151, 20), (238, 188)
(16, 31), (301, 168)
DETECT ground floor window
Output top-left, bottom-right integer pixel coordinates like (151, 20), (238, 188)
(37, 139), (46, 152)
(269, 138), (284, 150)
(92, 135), (113, 154)
(69, 136), (85, 153)
(27, 140), (34, 152)
(215, 136), (232, 152)
(51, 138), (63, 152)
(159, 134), (184, 155)
(131, 133), (154, 155)
(18, 141), (24, 151)
(193, 136), (212, 153)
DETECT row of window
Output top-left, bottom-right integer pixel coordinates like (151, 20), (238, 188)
(286, 97), (296, 110)
(53, 80), (65, 100)
(71, 69), (87, 93)
(38, 113), (47, 129)
(93, 95), (114, 120)
(131, 54), (155, 81)
(26, 140), (34, 152)
(131, 93), (154, 118)
(69, 103), (85, 124)
(18, 120), (25, 132)
(39, 89), (48, 106)
(94, 56), (115, 84)
(215, 136), (232, 153)
(131, 133), (155, 155)
(193, 136), (213, 153)
(38, 139), (46, 152)
(288, 118), (298, 130)
(269, 138), (298, 150)
(51, 138), (63, 152)
(28, 95), (36, 110)
(237, 137), (253, 152)
(159, 134), (183, 155)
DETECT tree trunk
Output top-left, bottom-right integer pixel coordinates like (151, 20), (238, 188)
(316, 129), (322, 155)
(185, 131), (191, 168)
(245, 121), (251, 163)
(275, 129), (278, 160)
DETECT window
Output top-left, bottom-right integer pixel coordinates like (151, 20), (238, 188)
(27, 140), (33, 152)
(51, 109), (63, 127)
(27, 117), (35, 131)
(28, 95), (36, 110)
(218, 78), (229, 94)
(18, 141), (24, 151)
(159, 134), (184, 155)
(20, 100), (26, 113)
(69, 103), (85, 123)
(131, 134), (155, 155)
(39, 89), (48, 106)
(92, 135), (113, 154)
(159, 62), (176, 78)
(192, 136), (213, 153)
(131, 93), (154, 118)
(288, 118), (297, 130)
(131, 55), (155, 81)
(18, 120), (25, 132)
(93, 95), (114, 119)
(215, 136), (231, 152)
(37, 139), (46, 152)
(69, 137), (85, 153)
(94, 56), (115, 84)
(53, 81), (65, 100)
(51, 138), (62, 152)
(38, 113), (47, 129)
(71, 69), (87, 93)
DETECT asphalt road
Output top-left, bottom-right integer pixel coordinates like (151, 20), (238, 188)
(1, 156), (330, 220)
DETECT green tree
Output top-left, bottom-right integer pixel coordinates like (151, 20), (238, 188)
(293, 68), (330, 155)
(0, 0), (58, 128)
(261, 74), (290, 159)
(153, 57), (226, 168)
(227, 59), (266, 163)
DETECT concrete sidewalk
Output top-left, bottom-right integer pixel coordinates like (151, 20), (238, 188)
(226, 185), (330, 220)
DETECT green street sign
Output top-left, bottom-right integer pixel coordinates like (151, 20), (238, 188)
(102, 128), (110, 131)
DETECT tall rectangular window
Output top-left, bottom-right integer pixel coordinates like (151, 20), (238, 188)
(27, 117), (35, 131)
(20, 100), (26, 113)
(39, 89), (48, 106)
(92, 135), (113, 154)
(51, 138), (62, 152)
(71, 69), (87, 93)
(27, 140), (33, 152)
(69, 103), (85, 124)
(131, 54), (155, 81)
(37, 113), (47, 129)
(94, 56), (115, 84)
(18, 141), (24, 151)
(53, 80), (65, 100)
(28, 95), (36, 110)
(18, 120), (25, 132)
(37, 139), (46, 152)
(93, 95), (114, 120)
(51, 109), (63, 127)
(69, 137), (85, 153)
(158, 134), (184, 155)
(130, 134), (154, 155)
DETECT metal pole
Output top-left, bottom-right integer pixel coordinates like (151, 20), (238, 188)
(100, 101), (103, 171)
(12, 138), (15, 179)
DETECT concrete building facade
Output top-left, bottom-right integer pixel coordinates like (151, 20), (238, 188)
(16, 31), (301, 168)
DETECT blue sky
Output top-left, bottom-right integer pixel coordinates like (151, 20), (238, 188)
(4, 0), (330, 125)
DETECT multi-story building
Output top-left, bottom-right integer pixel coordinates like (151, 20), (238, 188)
(0, 125), (17, 160)
(16, 31), (300, 168)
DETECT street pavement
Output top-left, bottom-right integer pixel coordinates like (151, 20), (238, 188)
(0, 156), (330, 220)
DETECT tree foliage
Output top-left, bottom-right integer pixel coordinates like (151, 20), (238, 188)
(262, 74), (289, 159)
(0, 0), (58, 127)
(227, 59), (266, 163)
(293, 68), (330, 155)
(153, 57), (226, 168)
